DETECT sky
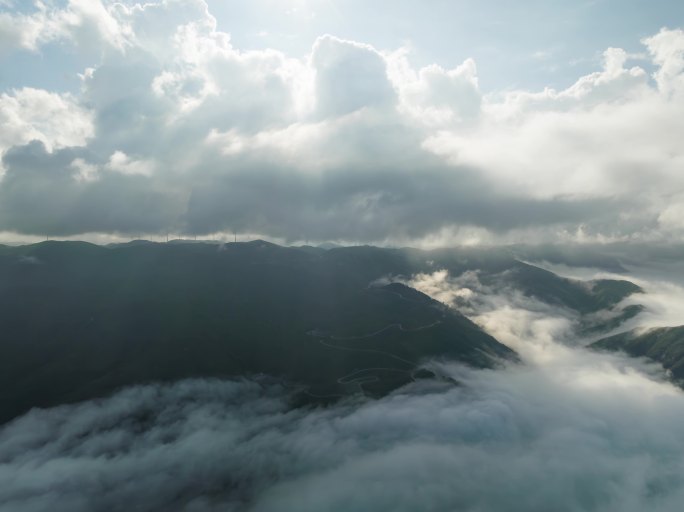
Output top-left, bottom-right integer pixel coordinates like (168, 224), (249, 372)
(0, 0), (683, 245)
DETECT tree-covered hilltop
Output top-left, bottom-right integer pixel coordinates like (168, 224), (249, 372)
(591, 326), (684, 382)
(0, 240), (643, 424)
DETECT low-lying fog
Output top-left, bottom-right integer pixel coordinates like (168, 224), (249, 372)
(2, 260), (684, 512)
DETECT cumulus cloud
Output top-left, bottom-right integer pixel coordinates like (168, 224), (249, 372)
(0, 0), (128, 53)
(106, 150), (156, 177)
(0, 1), (683, 243)
(311, 35), (396, 119)
(391, 56), (482, 127)
(422, 49), (681, 203)
(0, 9), (45, 52)
(645, 28), (684, 97)
(0, 87), (93, 164)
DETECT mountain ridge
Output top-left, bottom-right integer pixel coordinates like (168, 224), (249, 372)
(591, 326), (684, 382)
(0, 241), (645, 424)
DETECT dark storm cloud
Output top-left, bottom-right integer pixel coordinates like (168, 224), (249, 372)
(0, 141), (182, 236)
(0, 135), (619, 240)
(183, 156), (619, 242)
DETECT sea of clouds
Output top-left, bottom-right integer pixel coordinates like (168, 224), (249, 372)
(3, 261), (684, 511)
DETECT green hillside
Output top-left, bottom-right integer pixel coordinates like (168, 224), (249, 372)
(0, 240), (644, 424)
(0, 241), (514, 423)
(591, 326), (684, 380)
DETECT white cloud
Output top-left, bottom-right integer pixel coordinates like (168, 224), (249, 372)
(0, 0), (129, 53)
(58, 0), (129, 50)
(0, 9), (45, 52)
(3, 264), (684, 510)
(311, 35), (396, 118)
(0, 87), (93, 166)
(70, 158), (98, 183)
(106, 150), (155, 177)
(644, 28), (684, 97)
(399, 268), (477, 305)
(0, 2), (683, 243)
(423, 32), (684, 211)
(390, 56), (482, 127)
(1, 245), (683, 509)
(658, 200), (684, 232)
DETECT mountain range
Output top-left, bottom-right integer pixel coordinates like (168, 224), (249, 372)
(0, 240), (644, 424)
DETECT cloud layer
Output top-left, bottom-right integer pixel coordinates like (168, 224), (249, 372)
(1, 1), (683, 243)
(2, 340), (683, 511)
(3, 262), (684, 511)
